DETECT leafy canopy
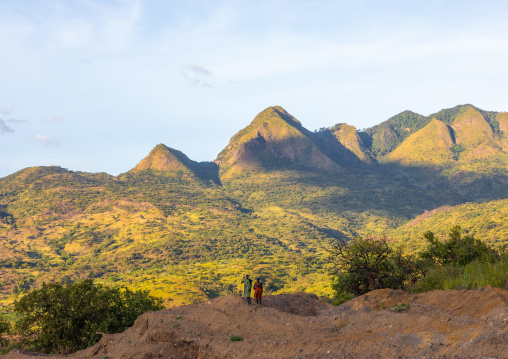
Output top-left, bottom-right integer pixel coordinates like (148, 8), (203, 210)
(14, 279), (163, 354)
(0, 315), (10, 346)
(330, 226), (506, 303)
(420, 225), (498, 266)
(329, 236), (424, 301)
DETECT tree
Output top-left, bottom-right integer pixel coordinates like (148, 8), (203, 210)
(14, 280), (163, 354)
(420, 225), (497, 266)
(0, 315), (10, 346)
(329, 236), (424, 302)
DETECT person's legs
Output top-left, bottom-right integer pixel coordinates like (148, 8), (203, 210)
(247, 296), (251, 305)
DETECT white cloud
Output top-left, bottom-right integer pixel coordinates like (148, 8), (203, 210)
(0, 119), (14, 134)
(31, 134), (53, 145)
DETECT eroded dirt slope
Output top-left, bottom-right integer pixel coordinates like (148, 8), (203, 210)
(4, 286), (508, 359)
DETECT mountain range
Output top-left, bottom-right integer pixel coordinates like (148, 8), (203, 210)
(0, 104), (507, 306)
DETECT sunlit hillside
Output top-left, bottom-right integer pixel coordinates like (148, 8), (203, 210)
(1, 104), (507, 310)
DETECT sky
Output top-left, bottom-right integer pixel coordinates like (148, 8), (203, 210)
(1, 0), (508, 177)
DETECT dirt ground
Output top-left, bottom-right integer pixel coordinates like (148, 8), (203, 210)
(3, 286), (507, 359)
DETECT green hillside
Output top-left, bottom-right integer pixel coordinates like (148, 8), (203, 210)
(1, 104), (507, 310)
(385, 118), (455, 168)
(387, 199), (508, 252)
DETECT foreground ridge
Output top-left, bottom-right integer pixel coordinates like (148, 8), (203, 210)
(5, 286), (508, 359)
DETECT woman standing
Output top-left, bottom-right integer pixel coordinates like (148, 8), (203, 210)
(241, 274), (253, 305)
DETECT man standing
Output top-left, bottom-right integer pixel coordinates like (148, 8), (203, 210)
(241, 274), (253, 305)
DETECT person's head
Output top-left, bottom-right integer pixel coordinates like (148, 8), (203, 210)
(256, 278), (260, 282)
(245, 274), (250, 278)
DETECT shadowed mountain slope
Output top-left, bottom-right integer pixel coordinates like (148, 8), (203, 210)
(364, 110), (428, 157)
(329, 123), (376, 164)
(215, 106), (341, 178)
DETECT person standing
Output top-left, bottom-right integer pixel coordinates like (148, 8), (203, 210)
(241, 274), (253, 305)
(253, 278), (263, 308)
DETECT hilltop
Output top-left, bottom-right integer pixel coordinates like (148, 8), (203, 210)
(4, 287), (508, 358)
(216, 106), (341, 177)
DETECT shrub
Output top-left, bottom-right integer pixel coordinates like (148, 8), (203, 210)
(229, 335), (244, 341)
(411, 253), (508, 292)
(0, 315), (10, 346)
(14, 279), (163, 354)
(420, 225), (498, 266)
(329, 236), (425, 302)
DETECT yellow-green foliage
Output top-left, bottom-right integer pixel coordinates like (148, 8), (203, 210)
(411, 255), (508, 292)
(132, 144), (193, 173)
(1, 104), (508, 308)
(452, 106), (497, 156)
(388, 199), (508, 252)
(385, 119), (454, 167)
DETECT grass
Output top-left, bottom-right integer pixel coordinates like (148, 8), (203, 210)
(393, 303), (410, 311)
(229, 335), (243, 342)
(411, 256), (508, 293)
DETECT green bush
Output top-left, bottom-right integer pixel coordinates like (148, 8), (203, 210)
(0, 315), (10, 346)
(420, 225), (498, 266)
(412, 254), (508, 292)
(14, 279), (163, 354)
(329, 236), (425, 302)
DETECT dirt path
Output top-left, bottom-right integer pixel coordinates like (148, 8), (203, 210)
(4, 286), (508, 358)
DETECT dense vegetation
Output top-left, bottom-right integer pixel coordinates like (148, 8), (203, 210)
(0, 315), (9, 347)
(330, 226), (508, 303)
(14, 280), (163, 354)
(329, 236), (425, 303)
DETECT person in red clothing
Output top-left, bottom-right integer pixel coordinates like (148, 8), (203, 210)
(253, 278), (263, 307)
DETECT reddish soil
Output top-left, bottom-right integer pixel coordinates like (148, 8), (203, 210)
(3, 286), (507, 359)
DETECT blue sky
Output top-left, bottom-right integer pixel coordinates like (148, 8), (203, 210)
(1, 0), (508, 177)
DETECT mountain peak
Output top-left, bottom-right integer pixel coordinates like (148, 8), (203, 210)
(255, 106), (302, 128)
(128, 144), (221, 185)
(131, 144), (193, 173)
(216, 107), (340, 177)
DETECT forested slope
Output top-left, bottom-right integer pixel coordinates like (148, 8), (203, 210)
(1, 104), (507, 308)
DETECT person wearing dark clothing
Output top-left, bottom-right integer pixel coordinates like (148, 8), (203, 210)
(241, 274), (253, 305)
(253, 278), (263, 307)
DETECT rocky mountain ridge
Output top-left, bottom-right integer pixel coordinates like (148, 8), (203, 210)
(130, 104), (508, 182)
